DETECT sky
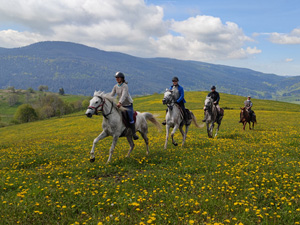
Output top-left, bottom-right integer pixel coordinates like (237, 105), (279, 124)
(0, 0), (300, 76)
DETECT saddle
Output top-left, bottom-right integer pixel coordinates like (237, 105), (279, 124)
(121, 110), (137, 128)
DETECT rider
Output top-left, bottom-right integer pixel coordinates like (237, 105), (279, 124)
(110, 71), (139, 140)
(162, 76), (188, 125)
(240, 96), (253, 122)
(202, 85), (220, 122)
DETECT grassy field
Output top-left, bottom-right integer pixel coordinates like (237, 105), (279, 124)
(1, 92), (300, 224)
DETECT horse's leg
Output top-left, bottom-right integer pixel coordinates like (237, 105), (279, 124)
(106, 135), (119, 164)
(126, 135), (135, 158)
(179, 125), (185, 147)
(180, 125), (189, 147)
(206, 122), (210, 138)
(243, 122), (246, 130)
(140, 131), (149, 155)
(171, 124), (180, 146)
(90, 131), (108, 162)
(164, 124), (170, 149)
(209, 123), (214, 138)
(214, 123), (220, 138)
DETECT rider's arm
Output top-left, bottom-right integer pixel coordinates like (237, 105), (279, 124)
(177, 86), (184, 103)
(215, 93), (220, 104)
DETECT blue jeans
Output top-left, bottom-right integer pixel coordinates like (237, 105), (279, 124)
(124, 104), (134, 124)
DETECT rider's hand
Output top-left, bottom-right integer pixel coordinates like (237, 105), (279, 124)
(213, 101), (217, 104)
(117, 102), (122, 108)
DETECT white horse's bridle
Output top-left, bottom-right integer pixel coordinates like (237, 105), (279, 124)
(162, 90), (175, 108)
(88, 95), (113, 118)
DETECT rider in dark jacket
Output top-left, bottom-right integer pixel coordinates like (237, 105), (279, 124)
(202, 85), (220, 122)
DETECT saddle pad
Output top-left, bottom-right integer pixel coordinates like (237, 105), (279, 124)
(121, 111), (137, 128)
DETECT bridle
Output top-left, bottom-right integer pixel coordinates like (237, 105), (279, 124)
(163, 91), (175, 108)
(88, 96), (114, 119)
(204, 98), (213, 114)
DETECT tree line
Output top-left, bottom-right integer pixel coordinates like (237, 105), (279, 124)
(2, 86), (89, 125)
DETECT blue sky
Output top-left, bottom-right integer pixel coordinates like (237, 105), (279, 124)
(0, 0), (299, 76)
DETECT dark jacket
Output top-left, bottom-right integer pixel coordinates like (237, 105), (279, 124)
(208, 91), (220, 104)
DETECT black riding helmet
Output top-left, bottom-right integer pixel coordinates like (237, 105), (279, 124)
(115, 71), (125, 79)
(211, 85), (216, 90)
(172, 76), (179, 82)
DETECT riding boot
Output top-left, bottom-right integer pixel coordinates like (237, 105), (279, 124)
(129, 123), (139, 140)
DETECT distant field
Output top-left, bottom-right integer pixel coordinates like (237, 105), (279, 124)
(0, 89), (89, 124)
(1, 92), (300, 224)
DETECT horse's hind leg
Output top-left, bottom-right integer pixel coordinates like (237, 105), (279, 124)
(171, 124), (179, 146)
(180, 125), (188, 147)
(90, 131), (108, 163)
(164, 125), (170, 149)
(140, 131), (149, 155)
(126, 136), (135, 158)
(107, 135), (119, 164)
(214, 123), (220, 138)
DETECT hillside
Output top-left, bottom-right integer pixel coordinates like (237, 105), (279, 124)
(0, 89), (89, 125)
(1, 92), (300, 224)
(1, 41), (300, 101)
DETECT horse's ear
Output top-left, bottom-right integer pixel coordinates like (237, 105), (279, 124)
(165, 88), (168, 91)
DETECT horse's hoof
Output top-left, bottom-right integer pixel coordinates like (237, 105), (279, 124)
(173, 143), (178, 146)
(90, 158), (95, 163)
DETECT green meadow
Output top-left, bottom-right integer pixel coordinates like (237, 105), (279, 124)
(1, 92), (300, 225)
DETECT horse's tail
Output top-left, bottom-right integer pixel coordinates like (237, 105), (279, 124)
(140, 112), (162, 132)
(191, 112), (205, 128)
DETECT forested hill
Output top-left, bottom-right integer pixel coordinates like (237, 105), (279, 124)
(1, 41), (300, 101)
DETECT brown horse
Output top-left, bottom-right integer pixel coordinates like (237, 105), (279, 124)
(240, 107), (256, 130)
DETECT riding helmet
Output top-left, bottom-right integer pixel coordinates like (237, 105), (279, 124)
(172, 76), (179, 82)
(211, 85), (216, 90)
(115, 71), (125, 79)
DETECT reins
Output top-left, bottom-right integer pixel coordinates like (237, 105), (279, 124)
(88, 95), (114, 119)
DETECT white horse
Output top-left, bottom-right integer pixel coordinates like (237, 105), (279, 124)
(204, 96), (224, 138)
(85, 91), (161, 163)
(162, 89), (202, 149)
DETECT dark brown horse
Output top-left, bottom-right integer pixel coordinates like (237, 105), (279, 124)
(240, 107), (256, 130)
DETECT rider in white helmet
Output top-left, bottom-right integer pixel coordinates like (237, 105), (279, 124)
(111, 72), (139, 140)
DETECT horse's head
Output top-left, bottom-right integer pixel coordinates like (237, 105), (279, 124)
(85, 91), (105, 118)
(162, 89), (174, 105)
(240, 107), (248, 120)
(204, 96), (213, 110)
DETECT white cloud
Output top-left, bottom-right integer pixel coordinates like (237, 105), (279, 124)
(269, 28), (300, 44)
(285, 58), (293, 62)
(0, 0), (259, 62)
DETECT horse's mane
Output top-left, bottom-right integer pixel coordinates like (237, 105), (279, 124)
(93, 91), (127, 112)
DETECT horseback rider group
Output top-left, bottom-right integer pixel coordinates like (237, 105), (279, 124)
(109, 71), (254, 136)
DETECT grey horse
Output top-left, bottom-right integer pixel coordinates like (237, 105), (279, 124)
(162, 89), (202, 149)
(204, 96), (224, 138)
(85, 91), (161, 163)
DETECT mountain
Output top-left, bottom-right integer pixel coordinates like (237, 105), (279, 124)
(0, 41), (300, 100)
